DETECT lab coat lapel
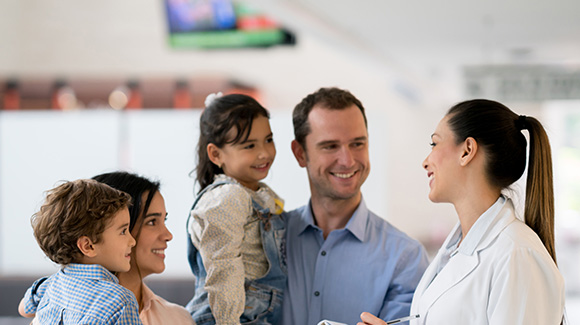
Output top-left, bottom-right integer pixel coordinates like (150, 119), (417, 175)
(415, 199), (516, 316)
(476, 202), (516, 252)
(418, 250), (479, 314)
(413, 223), (459, 304)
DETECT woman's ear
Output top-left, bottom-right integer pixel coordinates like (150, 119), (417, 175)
(77, 236), (97, 258)
(207, 143), (222, 169)
(460, 137), (478, 166)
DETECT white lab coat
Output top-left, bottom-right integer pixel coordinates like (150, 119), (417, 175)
(410, 198), (565, 325)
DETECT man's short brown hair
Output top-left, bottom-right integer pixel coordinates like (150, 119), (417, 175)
(293, 87), (368, 149)
(31, 179), (131, 265)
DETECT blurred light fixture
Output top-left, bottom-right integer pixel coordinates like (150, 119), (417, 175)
(108, 85), (129, 110)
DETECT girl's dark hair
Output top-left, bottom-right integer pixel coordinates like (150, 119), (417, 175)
(92, 171), (160, 279)
(196, 94), (270, 192)
(447, 99), (556, 263)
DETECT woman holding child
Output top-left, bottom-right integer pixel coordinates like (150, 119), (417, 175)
(19, 179), (143, 324)
(93, 171), (195, 325)
(19, 172), (194, 325)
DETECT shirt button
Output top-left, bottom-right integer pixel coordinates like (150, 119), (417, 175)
(321, 251), (327, 256)
(314, 291), (320, 297)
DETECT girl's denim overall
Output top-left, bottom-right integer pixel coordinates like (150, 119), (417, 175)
(186, 180), (287, 325)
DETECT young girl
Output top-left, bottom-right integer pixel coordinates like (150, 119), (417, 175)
(186, 93), (286, 325)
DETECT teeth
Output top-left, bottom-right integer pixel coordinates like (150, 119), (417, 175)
(334, 172), (355, 179)
(254, 163), (268, 168)
(152, 249), (165, 254)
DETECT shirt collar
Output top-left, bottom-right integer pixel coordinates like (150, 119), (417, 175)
(141, 283), (155, 313)
(457, 195), (507, 256)
(61, 263), (119, 284)
(297, 197), (369, 242)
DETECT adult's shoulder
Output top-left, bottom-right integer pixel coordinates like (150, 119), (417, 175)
(365, 210), (425, 250)
(141, 284), (194, 324)
(285, 205), (308, 218)
(361, 210), (429, 277)
(487, 219), (563, 293)
(283, 204), (310, 230)
(284, 205), (310, 222)
(491, 218), (554, 259)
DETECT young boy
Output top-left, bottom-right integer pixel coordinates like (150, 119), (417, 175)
(18, 179), (143, 325)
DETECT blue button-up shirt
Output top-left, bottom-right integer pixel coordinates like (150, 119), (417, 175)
(282, 198), (429, 325)
(23, 263), (142, 325)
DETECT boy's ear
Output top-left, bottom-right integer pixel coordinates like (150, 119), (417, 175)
(291, 140), (308, 168)
(207, 143), (222, 168)
(77, 236), (97, 258)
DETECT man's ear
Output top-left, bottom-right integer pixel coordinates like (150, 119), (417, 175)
(77, 236), (97, 258)
(460, 137), (478, 166)
(291, 140), (308, 168)
(207, 143), (222, 168)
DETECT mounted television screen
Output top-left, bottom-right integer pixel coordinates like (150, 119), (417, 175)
(165, 0), (237, 32)
(164, 0), (296, 49)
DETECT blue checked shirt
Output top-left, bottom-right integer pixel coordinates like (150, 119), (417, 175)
(22, 263), (142, 325)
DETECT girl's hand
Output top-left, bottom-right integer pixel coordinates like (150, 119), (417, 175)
(357, 312), (387, 325)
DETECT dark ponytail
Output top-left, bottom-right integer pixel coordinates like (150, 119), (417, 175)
(522, 116), (556, 262)
(447, 99), (556, 263)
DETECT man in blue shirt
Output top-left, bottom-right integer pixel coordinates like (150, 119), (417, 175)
(283, 87), (429, 325)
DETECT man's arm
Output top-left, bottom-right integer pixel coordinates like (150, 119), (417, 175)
(378, 243), (429, 321)
(356, 244), (428, 325)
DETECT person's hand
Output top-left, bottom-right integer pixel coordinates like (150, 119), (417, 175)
(357, 312), (387, 325)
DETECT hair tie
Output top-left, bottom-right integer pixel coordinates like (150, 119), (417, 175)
(515, 115), (528, 130)
(204, 92), (223, 108)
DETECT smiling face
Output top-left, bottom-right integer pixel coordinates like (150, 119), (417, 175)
(212, 115), (276, 190)
(92, 207), (135, 273)
(422, 116), (465, 203)
(131, 191), (173, 278)
(294, 104), (370, 202)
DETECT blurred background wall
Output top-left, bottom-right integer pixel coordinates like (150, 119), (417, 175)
(1, 0), (580, 322)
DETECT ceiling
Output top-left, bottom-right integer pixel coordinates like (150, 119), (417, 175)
(249, 0), (580, 101)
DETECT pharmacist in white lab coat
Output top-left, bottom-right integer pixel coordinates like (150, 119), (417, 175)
(359, 99), (565, 325)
